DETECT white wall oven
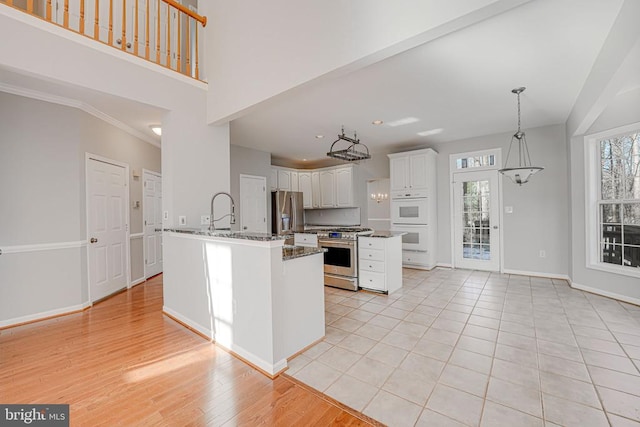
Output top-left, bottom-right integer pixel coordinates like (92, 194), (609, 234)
(391, 224), (429, 251)
(391, 193), (429, 225)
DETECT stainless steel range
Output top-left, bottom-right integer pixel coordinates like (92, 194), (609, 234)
(316, 227), (373, 291)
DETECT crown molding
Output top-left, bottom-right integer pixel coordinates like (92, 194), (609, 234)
(0, 82), (160, 148)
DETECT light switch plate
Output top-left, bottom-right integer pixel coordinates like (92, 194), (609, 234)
(179, 215), (187, 225)
(163, 211), (169, 220)
(505, 206), (513, 214)
(201, 215), (210, 225)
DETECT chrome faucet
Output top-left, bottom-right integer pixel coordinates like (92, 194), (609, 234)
(209, 192), (236, 231)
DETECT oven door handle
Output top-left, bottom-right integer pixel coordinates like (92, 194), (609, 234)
(319, 240), (354, 248)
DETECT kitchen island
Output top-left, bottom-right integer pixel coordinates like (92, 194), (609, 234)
(162, 228), (325, 377)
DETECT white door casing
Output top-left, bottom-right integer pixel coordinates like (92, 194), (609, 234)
(87, 156), (129, 302)
(453, 170), (501, 271)
(240, 174), (267, 233)
(143, 170), (163, 278)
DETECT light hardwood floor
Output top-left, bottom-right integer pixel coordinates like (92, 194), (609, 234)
(0, 275), (374, 426)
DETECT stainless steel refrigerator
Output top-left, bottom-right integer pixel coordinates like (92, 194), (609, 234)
(271, 191), (304, 235)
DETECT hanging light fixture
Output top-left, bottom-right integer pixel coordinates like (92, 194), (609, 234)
(499, 87), (544, 185)
(327, 126), (371, 161)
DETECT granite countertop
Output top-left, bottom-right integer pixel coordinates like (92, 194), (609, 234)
(366, 230), (407, 238)
(162, 228), (286, 241)
(282, 245), (326, 261)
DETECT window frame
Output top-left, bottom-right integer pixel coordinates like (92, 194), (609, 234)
(584, 121), (640, 279)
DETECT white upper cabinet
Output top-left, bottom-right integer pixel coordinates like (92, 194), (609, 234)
(335, 166), (353, 207)
(271, 165), (354, 209)
(298, 172), (313, 208)
(388, 149), (435, 193)
(319, 170), (335, 208)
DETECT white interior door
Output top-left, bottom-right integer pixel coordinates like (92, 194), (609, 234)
(88, 158), (128, 302)
(453, 170), (501, 271)
(240, 174), (267, 233)
(144, 170), (163, 278)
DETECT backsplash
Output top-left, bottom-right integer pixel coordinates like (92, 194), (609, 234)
(305, 207), (361, 226)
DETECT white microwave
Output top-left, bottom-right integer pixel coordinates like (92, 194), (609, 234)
(391, 224), (429, 251)
(391, 198), (428, 224)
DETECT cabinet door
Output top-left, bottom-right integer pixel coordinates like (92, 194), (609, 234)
(298, 172), (313, 209)
(277, 169), (292, 191)
(319, 170), (336, 208)
(390, 157), (408, 191)
(290, 171), (299, 191)
(311, 172), (321, 208)
(409, 154), (428, 190)
(335, 167), (353, 207)
(269, 168), (278, 191)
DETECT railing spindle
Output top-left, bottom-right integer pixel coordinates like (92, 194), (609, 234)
(94, 0), (100, 39)
(176, 11), (181, 73)
(27, 0), (33, 14)
(186, 17), (190, 77)
(134, 0), (139, 55)
(121, 0), (126, 50)
(145, 0), (150, 59)
(195, 18), (199, 80)
(63, 0), (69, 28)
(156, 0), (160, 64)
(108, 0), (113, 45)
(166, 2), (170, 68)
(79, 0), (85, 34)
(46, 0), (52, 21)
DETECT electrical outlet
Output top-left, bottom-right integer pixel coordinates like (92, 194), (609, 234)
(179, 215), (187, 226)
(539, 250), (546, 258)
(505, 206), (514, 214)
(201, 215), (211, 225)
(163, 211), (169, 220)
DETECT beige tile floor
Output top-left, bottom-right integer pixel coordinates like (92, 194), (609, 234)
(286, 268), (640, 427)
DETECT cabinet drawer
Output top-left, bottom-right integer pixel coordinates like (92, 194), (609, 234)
(359, 259), (385, 273)
(359, 238), (384, 250)
(359, 248), (384, 262)
(359, 270), (385, 292)
(402, 250), (429, 265)
(294, 233), (318, 247)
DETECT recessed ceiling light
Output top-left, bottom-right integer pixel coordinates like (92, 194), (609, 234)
(372, 120), (383, 125)
(417, 128), (444, 137)
(150, 125), (162, 136)
(315, 135), (324, 139)
(386, 117), (420, 127)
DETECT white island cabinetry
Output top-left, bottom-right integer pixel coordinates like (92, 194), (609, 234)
(163, 230), (324, 377)
(358, 234), (402, 294)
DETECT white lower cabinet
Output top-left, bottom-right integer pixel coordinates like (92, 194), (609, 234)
(402, 250), (430, 266)
(358, 236), (402, 294)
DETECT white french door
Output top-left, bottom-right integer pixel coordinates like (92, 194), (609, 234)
(87, 157), (128, 302)
(239, 174), (267, 233)
(143, 170), (163, 278)
(453, 170), (501, 271)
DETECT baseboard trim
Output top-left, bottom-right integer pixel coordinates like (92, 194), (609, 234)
(0, 301), (91, 330)
(570, 282), (640, 306)
(502, 269), (571, 282)
(436, 263), (453, 269)
(130, 277), (146, 287)
(162, 306), (213, 340)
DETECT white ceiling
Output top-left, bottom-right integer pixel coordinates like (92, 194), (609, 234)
(1, 0), (632, 162)
(230, 0), (625, 166)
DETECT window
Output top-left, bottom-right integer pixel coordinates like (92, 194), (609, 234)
(455, 154), (496, 170)
(450, 149), (501, 172)
(586, 123), (640, 277)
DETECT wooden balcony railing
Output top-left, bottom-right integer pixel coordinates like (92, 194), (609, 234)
(1, 0), (206, 80)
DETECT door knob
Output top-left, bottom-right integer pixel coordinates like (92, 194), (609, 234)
(90, 238), (98, 243)
(243, 226), (248, 230)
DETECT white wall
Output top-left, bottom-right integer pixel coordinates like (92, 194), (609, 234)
(201, 0), (530, 124)
(429, 124), (569, 276)
(0, 92), (160, 324)
(230, 145), (272, 232)
(568, 88), (640, 301)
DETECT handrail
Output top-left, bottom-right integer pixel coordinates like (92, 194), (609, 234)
(1, 0), (206, 81)
(162, 0), (206, 27)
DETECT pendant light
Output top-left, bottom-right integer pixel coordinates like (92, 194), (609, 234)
(499, 87), (544, 185)
(327, 126), (371, 161)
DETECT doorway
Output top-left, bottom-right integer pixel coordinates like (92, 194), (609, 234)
(143, 170), (163, 278)
(86, 155), (129, 302)
(239, 174), (267, 233)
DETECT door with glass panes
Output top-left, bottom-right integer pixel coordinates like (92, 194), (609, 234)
(453, 170), (501, 271)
